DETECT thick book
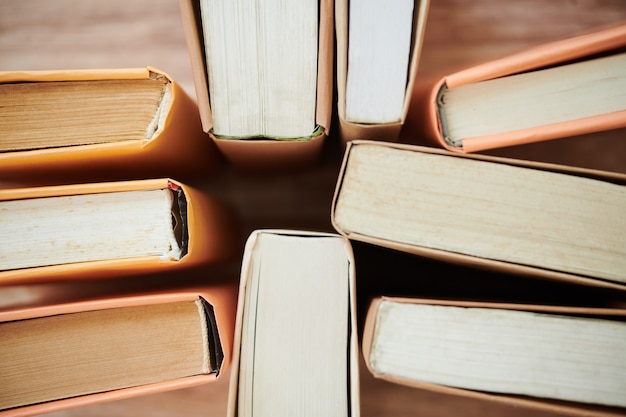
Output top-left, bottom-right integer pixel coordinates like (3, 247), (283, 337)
(179, 0), (334, 171)
(335, 0), (430, 144)
(227, 230), (359, 417)
(0, 282), (237, 417)
(0, 178), (239, 285)
(0, 67), (219, 186)
(331, 140), (626, 290)
(362, 296), (626, 417)
(410, 23), (626, 153)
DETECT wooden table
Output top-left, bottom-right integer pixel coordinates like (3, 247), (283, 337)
(1, 1), (625, 416)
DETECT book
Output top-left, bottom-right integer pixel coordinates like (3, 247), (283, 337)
(362, 296), (626, 416)
(0, 281), (237, 417)
(179, 0), (334, 171)
(227, 230), (359, 417)
(0, 67), (219, 186)
(409, 23), (626, 153)
(335, 0), (430, 143)
(0, 178), (239, 285)
(331, 140), (626, 290)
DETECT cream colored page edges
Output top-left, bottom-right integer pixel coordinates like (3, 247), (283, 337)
(442, 52), (626, 142)
(238, 233), (349, 417)
(370, 300), (626, 407)
(200, 0), (318, 138)
(345, 0), (414, 123)
(333, 144), (626, 282)
(0, 188), (181, 271)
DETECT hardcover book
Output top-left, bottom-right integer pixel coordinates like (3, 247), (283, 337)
(0, 67), (218, 186)
(362, 296), (626, 417)
(0, 178), (239, 285)
(0, 282), (237, 417)
(227, 230), (360, 417)
(335, 0), (430, 144)
(409, 23), (626, 153)
(331, 140), (626, 290)
(179, 0), (334, 171)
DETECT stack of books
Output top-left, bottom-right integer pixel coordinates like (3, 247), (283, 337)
(1, 1), (625, 416)
(0, 67), (243, 415)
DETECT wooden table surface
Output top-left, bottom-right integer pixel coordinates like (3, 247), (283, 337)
(1, 1), (625, 416)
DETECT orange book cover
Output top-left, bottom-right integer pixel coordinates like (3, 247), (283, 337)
(362, 296), (626, 417)
(331, 140), (626, 292)
(178, 0), (333, 171)
(0, 280), (238, 417)
(335, 0), (430, 145)
(409, 23), (626, 153)
(0, 67), (219, 187)
(0, 178), (240, 285)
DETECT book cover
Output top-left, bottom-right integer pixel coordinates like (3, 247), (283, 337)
(362, 296), (626, 417)
(408, 23), (626, 153)
(226, 229), (360, 417)
(331, 140), (626, 291)
(0, 67), (219, 187)
(178, 0), (334, 171)
(0, 281), (237, 417)
(0, 178), (240, 285)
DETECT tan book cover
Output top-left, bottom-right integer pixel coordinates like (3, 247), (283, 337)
(0, 67), (219, 187)
(0, 283), (237, 417)
(331, 140), (626, 291)
(409, 23), (626, 153)
(0, 178), (240, 285)
(178, 0), (334, 171)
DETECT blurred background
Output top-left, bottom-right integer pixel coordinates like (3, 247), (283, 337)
(1, 1), (625, 416)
